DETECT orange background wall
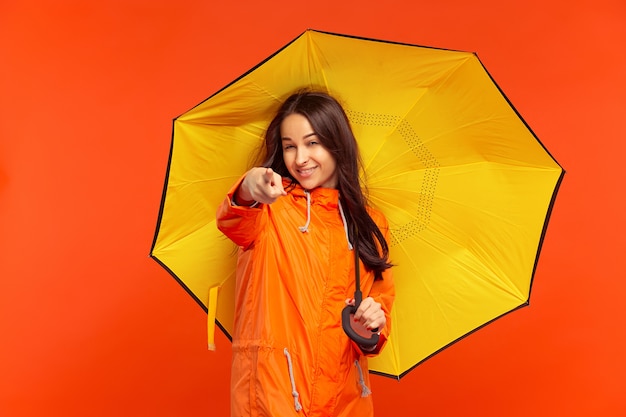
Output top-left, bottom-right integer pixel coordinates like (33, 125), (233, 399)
(1, 1), (624, 416)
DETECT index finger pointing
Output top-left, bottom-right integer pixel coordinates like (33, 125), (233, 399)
(268, 169), (286, 196)
(263, 168), (275, 184)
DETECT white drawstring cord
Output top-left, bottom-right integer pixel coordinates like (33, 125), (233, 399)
(298, 190), (311, 233)
(297, 191), (353, 252)
(337, 200), (353, 250)
(284, 348), (303, 412)
(354, 360), (372, 397)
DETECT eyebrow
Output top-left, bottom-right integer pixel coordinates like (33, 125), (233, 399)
(281, 132), (318, 141)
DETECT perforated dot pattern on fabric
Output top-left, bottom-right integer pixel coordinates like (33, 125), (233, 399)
(346, 110), (440, 246)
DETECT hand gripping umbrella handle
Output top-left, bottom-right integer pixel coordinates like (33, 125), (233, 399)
(342, 299), (380, 349)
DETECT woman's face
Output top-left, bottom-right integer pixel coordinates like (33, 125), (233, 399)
(280, 113), (338, 189)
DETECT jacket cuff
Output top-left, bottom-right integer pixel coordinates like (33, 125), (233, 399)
(227, 174), (261, 209)
(352, 332), (387, 357)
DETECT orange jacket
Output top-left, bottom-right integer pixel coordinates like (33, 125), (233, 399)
(216, 178), (395, 417)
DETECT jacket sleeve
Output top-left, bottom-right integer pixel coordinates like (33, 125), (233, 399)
(215, 175), (265, 250)
(363, 211), (395, 357)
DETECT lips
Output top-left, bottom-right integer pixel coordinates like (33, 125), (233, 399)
(297, 167), (316, 178)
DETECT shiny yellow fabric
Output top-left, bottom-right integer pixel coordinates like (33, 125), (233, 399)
(150, 29), (563, 378)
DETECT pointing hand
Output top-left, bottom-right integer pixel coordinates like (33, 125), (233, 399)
(238, 167), (287, 205)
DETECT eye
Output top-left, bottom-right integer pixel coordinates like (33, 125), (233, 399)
(283, 144), (295, 151)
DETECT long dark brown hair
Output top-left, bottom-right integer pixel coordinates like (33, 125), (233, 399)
(260, 90), (392, 279)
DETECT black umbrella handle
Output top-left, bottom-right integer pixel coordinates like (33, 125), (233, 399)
(342, 301), (380, 349)
(341, 238), (379, 349)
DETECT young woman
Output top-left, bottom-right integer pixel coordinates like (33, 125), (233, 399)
(216, 90), (395, 417)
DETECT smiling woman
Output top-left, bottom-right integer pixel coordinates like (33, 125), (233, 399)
(217, 90), (394, 417)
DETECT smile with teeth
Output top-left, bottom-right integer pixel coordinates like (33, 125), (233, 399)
(297, 167), (316, 177)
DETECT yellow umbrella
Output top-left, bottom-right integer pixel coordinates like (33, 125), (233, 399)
(150, 29), (563, 378)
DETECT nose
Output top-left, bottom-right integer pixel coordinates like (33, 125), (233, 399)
(295, 147), (309, 165)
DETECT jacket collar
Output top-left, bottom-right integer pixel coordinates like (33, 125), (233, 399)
(284, 179), (340, 209)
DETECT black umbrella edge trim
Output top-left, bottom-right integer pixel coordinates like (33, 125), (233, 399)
(148, 118), (233, 341)
(149, 253), (233, 342)
(172, 30), (309, 119)
(308, 28), (469, 54)
(149, 117), (176, 256)
(526, 168), (565, 299)
(371, 301), (531, 380)
(472, 52), (566, 173)
(175, 28), (471, 119)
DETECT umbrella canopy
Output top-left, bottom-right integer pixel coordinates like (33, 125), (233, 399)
(150, 29), (563, 378)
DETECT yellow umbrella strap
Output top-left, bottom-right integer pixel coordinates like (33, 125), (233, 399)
(207, 286), (219, 351)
